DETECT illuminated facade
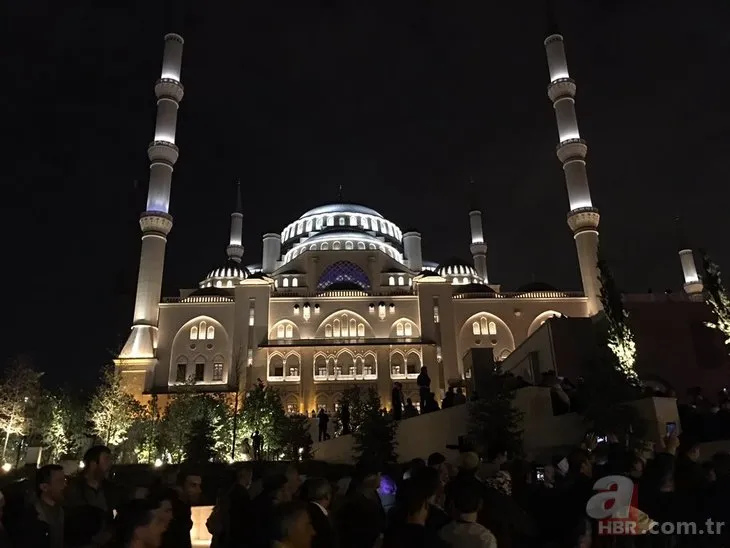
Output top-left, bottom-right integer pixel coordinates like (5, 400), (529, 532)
(116, 29), (703, 412)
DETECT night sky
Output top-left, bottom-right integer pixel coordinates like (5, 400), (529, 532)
(4, 0), (729, 390)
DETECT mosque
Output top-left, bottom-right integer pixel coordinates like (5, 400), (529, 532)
(115, 26), (705, 413)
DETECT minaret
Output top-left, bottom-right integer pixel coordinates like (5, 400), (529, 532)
(227, 181), (244, 263)
(120, 34), (184, 359)
(544, 9), (601, 315)
(676, 219), (703, 298)
(468, 179), (489, 283)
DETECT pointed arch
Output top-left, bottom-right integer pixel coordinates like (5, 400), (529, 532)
(317, 261), (371, 291)
(389, 317), (421, 338)
(458, 312), (515, 367)
(269, 320), (300, 340)
(171, 316), (230, 385)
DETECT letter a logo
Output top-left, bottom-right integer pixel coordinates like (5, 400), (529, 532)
(586, 475), (635, 520)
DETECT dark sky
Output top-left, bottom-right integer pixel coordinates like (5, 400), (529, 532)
(4, 0), (729, 389)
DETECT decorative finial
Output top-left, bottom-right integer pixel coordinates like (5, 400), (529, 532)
(468, 176), (479, 212)
(235, 179), (242, 213)
(546, 0), (560, 36)
(337, 184), (343, 202)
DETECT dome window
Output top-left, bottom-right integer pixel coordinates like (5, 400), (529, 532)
(293, 304), (300, 315)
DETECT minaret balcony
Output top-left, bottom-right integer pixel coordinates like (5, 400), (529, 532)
(147, 141), (179, 164)
(140, 211), (173, 235)
(547, 77), (576, 101)
(556, 138), (587, 163)
(154, 78), (184, 102)
(567, 207), (600, 234)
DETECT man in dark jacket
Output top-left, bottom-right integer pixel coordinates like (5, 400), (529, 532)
(162, 467), (202, 548)
(300, 477), (336, 548)
(16, 465), (66, 548)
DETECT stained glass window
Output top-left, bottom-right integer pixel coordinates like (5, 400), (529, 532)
(317, 261), (371, 291)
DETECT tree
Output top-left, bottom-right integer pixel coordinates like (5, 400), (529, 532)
(0, 361), (42, 461)
(184, 418), (217, 464)
(38, 393), (86, 462)
(238, 383), (287, 459)
(468, 366), (524, 457)
(88, 365), (142, 447)
(352, 387), (397, 467)
(280, 413), (313, 461)
(598, 257), (640, 385)
(702, 252), (730, 348)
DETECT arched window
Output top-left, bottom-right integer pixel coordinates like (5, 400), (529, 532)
(369, 243), (376, 250)
(378, 304), (386, 320)
(350, 216), (357, 226)
(297, 223), (303, 235)
(305, 219), (312, 232)
(333, 319), (341, 337)
(206, 326), (215, 340)
(397, 276), (404, 286)
(462, 277), (469, 284)
(321, 242), (329, 250)
(389, 276), (395, 286)
(333, 241), (341, 250)
(190, 326), (198, 340)
(277, 324), (285, 339)
(472, 322), (480, 335)
(292, 278), (298, 288)
(357, 242), (366, 250)
(489, 321), (497, 335)
(339, 217), (346, 226)
(325, 324), (332, 338)
(285, 324), (293, 338)
(315, 217), (323, 229)
(349, 318), (356, 336)
(361, 217), (369, 229)
(480, 317), (488, 334)
(341, 317), (349, 337)
(310, 244), (317, 250)
(199, 321), (207, 340)
(345, 241), (353, 250)
(404, 322), (413, 337)
(317, 261), (371, 291)
(396, 322), (404, 337)
(327, 216), (334, 226)
(282, 278), (289, 288)
(357, 323), (365, 337)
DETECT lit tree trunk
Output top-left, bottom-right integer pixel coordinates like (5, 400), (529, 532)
(2, 428), (10, 462)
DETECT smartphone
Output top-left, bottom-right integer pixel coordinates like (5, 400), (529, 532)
(666, 422), (677, 436)
(535, 467), (545, 482)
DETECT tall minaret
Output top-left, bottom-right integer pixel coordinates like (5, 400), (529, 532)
(676, 219), (703, 298)
(544, 9), (601, 315)
(468, 179), (489, 283)
(120, 34), (185, 359)
(227, 181), (244, 263)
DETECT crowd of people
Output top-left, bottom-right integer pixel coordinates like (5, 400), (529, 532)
(1, 424), (729, 548)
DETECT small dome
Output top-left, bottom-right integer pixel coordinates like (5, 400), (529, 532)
(436, 257), (482, 285)
(184, 287), (234, 300)
(199, 259), (250, 288)
(516, 282), (560, 293)
(454, 283), (495, 295)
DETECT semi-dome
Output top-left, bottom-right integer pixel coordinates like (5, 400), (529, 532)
(437, 257), (483, 285)
(199, 259), (250, 288)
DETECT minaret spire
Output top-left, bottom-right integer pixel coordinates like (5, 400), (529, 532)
(543, 6), (602, 315)
(120, 33), (185, 359)
(675, 217), (703, 298)
(468, 177), (489, 283)
(227, 180), (244, 263)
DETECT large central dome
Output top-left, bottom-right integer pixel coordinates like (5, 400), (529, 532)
(279, 202), (404, 264)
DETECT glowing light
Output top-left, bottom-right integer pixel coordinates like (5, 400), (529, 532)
(569, 198), (593, 211)
(298, 447), (304, 454)
(1, 463), (11, 473)
(550, 71), (569, 83)
(154, 458), (163, 468)
(154, 131), (175, 144)
(78, 461), (85, 470)
(559, 131), (580, 143)
(160, 71), (180, 82)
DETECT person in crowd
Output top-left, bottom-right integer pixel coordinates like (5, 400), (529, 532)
(382, 479), (445, 548)
(161, 466), (201, 548)
(453, 387), (467, 406)
(416, 367), (431, 413)
(65, 445), (117, 547)
(317, 409), (330, 442)
(208, 465), (253, 548)
(402, 398), (419, 419)
(112, 499), (168, 548)
(439, 481), (497, 548)
(391, 383), (404, 420)
(427, 452), (449, 487)
(441, 389), (454, 409)
(18, 464), (66, 548)
(299, 477), (335, 548)
(252, 430), (263, 460)
(422, 392), (439, 414)
(411, 467), (450, 533)
(269, 501), (315, 548)
(336, 463), (385, 548)
(340, 402), (351, 435)
(250, 473), (294, 547)
(478, 444), (507, 480)
(403, 458), (426, 480)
